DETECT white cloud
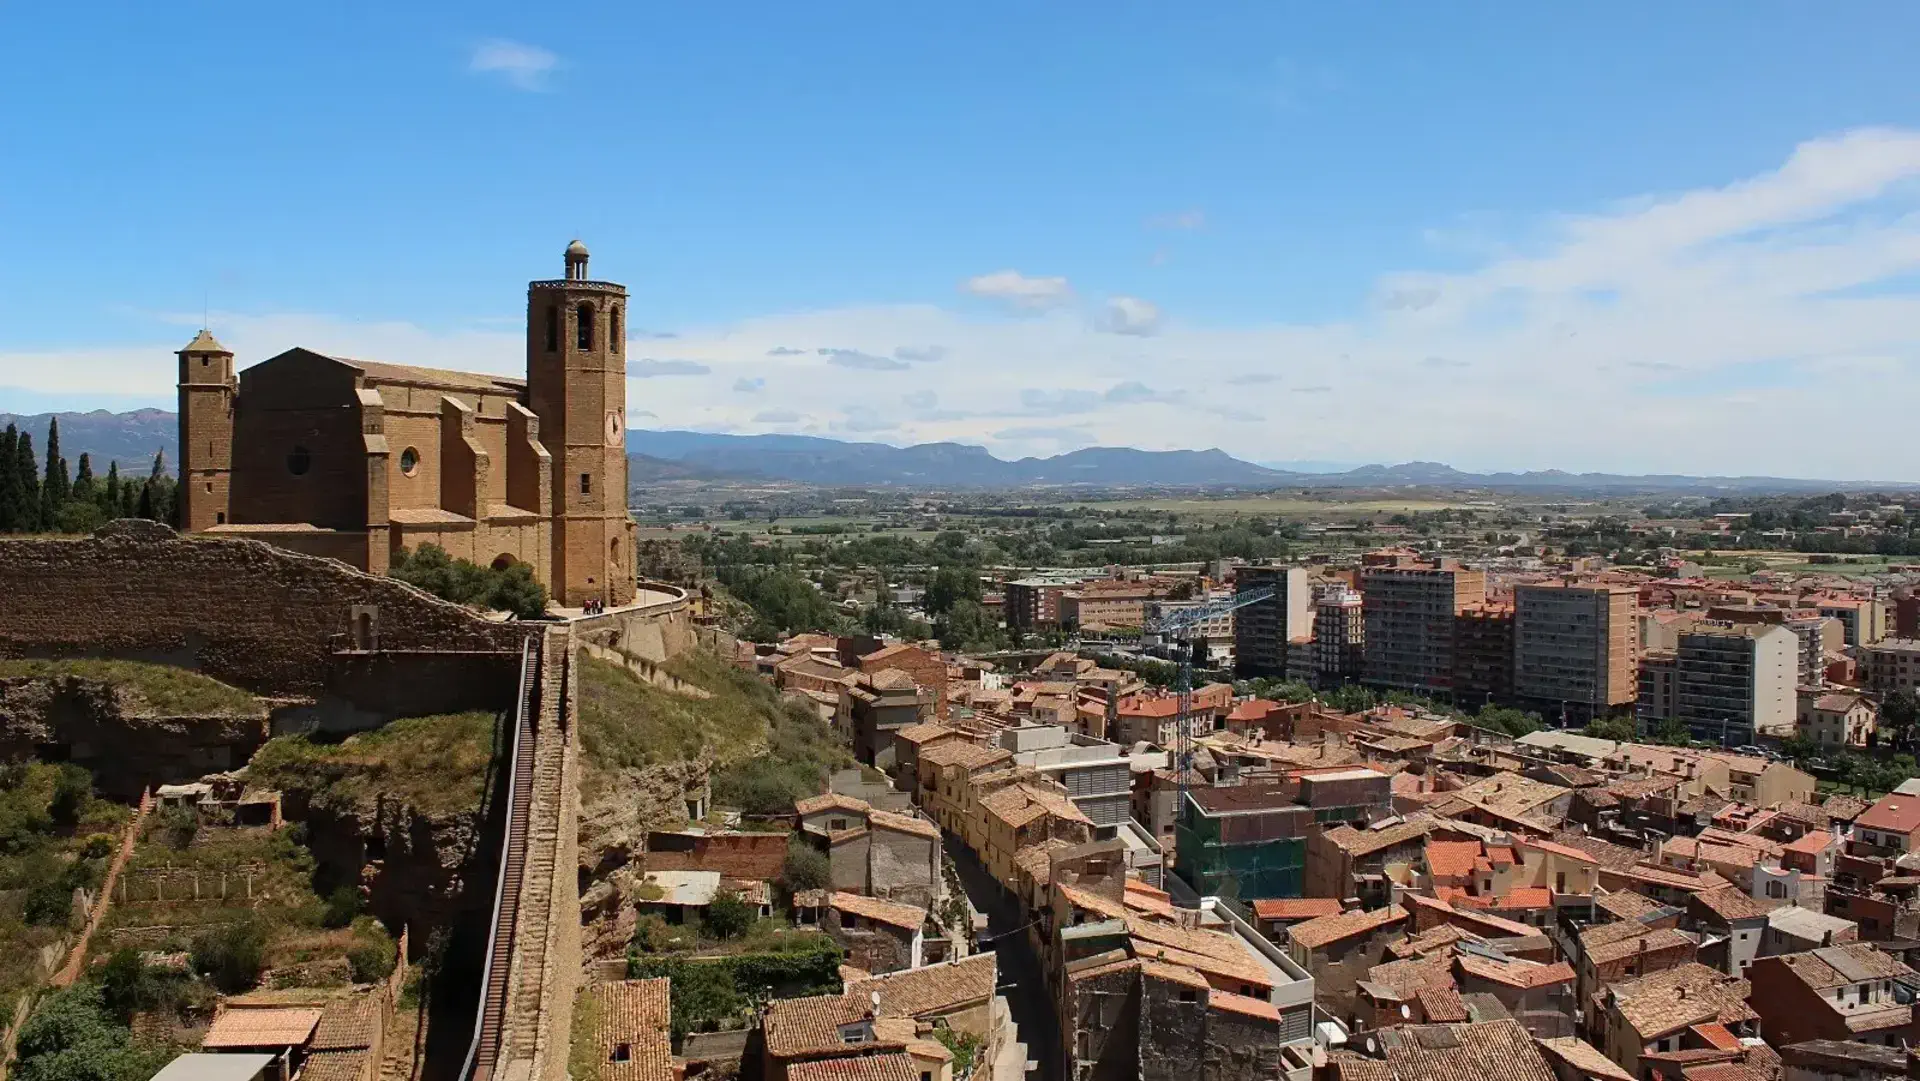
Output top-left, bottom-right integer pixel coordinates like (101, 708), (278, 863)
(819, 347), (907, 371)
(1100, 295), (1162, 336)
(13, 129), (1920, 478)
(1147, 209), (1206, 231)
(631, 358), (710, 377)
(961, 270), (1074, 311)
(733, 377), (765, 393)
(469, 40), (559, 92)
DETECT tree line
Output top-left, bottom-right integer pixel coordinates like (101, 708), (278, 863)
(0, 418), (178, 534)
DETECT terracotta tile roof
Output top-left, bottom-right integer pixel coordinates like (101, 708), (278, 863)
(1775, 943), (1913, 990)
(794, 889), (829, 908)
(798, 793), (873, 816)
(829, 892), (927, 931)
(1418, 986), (1472, 1023)
(1427, 841), (1484, 879)
(1123, 887), (1175, 920)
(1683, 1064), (1772, 1081)
(1820, 794), (1870, 821)
(1401, 894), (1541, 941)
(1254, 898), (1343, 921)
(295, 1051), (371, 1081)
(1210, 990), (1283, 1022)
(1012, 839), (1073, 885)
(764, 994), (904, 1058)
(1058, 883), (1130, 921)
(1494, 887), (1553, 910)
(892, 722), (957, 746)
(1858, 793), (1920, 835)
(1456, 955), (1574, 990)
(1388, 923), (1475, 960)
(599, 978), (673, 1081)
(1609, 963), (1754, 1039)
(1551, 831), (1644, 872)
(1138, 959), (1209, 990)
(845, 954), (995, 1018)
(1324, 815), (1437, 857)
(1583, 924), (1695, 966)
(1127, 919), (1275, 989)
(202, 1007), (322, 1049)
(1609, 862), (1728, 892)
(309, 995), (381, 1050)
(1537, 1037), (1636, 1081)
(1594, 889), (1671, 923)
(1368, 956), (1458, 994)
(867, 809), (940, 841)
(786, 1053), (919, 1081)
(1066, 955), (1141, 984)
(1289, 905), (1409, 951)
(1784, 829), (1832, 855)
(1517, 837), (1599, 864)
(1690, 887), (1768, 923)
(1690, 1022), (1741, 1052)
(1355, 1018), (1559, 1081)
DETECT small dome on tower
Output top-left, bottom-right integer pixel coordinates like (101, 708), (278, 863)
(565, 239), (589, 257)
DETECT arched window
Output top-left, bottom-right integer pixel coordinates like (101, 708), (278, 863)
(576, 303), (594, 350)
(544, 305), (559, 352)
(287, 446), (311, 476)
(609, 306), (621, 353)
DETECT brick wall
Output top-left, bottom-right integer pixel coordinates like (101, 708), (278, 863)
(0, 522), (525, 709)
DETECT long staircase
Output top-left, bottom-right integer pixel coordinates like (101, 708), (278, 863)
(461, 629), (551, 1081)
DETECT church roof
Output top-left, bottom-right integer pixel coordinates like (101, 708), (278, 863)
(180, 329), (231, 354)
(328, 354), (526, 394)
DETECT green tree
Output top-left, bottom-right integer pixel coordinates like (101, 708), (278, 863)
(48, 763), (90, 826)
(97, 460), (121, 517)
(41, 418), (68, 527)
(705, 889), (754, 940)
(390, 544), (548, 619)
(1584, 715), (1637, 741)
(98, 949), (159, 1022)
(0, 424), (18, 531)
(1883, 690), (1920, 753)
(71, 452), (94, 506)
(15, 430), (40, 531)
(938, 598), (1005, 652)
(191, 917), (267, 993)
(782, 840), (831, 892)
(13, 984), (165, 1081)
(924, 565), (982, 617)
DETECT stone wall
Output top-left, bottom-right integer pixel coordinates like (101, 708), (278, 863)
(0, 522), (525, 713)
(869, 828), (940, 910)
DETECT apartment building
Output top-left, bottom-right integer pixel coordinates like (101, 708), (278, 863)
(1005, 575), (1085, 634)
(1234, 564), (1312, 679)
(1639, 622), (1796, 746)
(1512, 582), (1638, 717)
(1361, 559), (1486, 695)
(1452, 602), (1515, 705)
(999, 723), (1133, 839)
(1860, 639), (1920, 694)
(1312, 586), (1365, 686)
(1817, 596), (1887, 647)
(1060, 577), (1174, 633)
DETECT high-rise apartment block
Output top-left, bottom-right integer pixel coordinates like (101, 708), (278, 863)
(1360, 559), (1485, 695)
(1639, 622), (1797, 745)
(1234, 564), (1312, 679)
(1004, 575), (1084, 634)
(1512, 582), (1639, 716)
(1452, 602), (1515, 705)
(1312, 586), (1365, 687)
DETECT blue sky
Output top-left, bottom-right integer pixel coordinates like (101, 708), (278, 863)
(5, 3), (1920, 477)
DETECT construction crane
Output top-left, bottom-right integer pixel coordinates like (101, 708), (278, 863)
(1144, 585), (1277, 859)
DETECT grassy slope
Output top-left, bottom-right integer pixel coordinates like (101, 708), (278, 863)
(0, 659), (260, 715)
(246, 711), (496, 819)
(576, 650), (851, 813)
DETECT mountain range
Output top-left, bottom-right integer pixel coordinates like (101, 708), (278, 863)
(4, 409), (1913, 493)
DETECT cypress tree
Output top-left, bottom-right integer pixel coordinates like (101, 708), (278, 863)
(120, 473), (138, 519)
(16, 431), (39, 531)
(72, 452), (95, 506)
(136, 479), (154, 521)
(101, 460), (121, 516)
(0, 424), (17, 531)
(41, 418), (69, 525)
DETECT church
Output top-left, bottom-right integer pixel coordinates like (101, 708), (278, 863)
(176, 240), (637, 608)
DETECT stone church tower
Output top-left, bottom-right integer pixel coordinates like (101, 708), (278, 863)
(177, 328), (236, 531)
(526, 240), (634, 608)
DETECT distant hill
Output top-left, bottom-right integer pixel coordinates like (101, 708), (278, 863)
(0, 409), (176, 472)
(4, 409), (1913, 492)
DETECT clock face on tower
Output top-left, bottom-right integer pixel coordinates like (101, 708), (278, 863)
(606, 409), (624, 444)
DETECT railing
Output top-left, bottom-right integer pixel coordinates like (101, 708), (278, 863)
(459, 634), (539, 1081)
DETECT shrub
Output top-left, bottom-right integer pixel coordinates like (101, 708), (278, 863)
(23, 882), (74, 927)
(390, 544), (548, 619)
(705, 890), (754, 941)
(630, 914), (675, 954)
(157, 805), (198, 851)
(191, 918), (267, 993)
(13, 984), (168, 1081)
(99, 949), (158, 1022)
(347, 933), (397, 983)
(322, 886), (360, 929)
(782, 841), (830, 892)
(79, 834), (114, 860)
(47, 765), (91, 826)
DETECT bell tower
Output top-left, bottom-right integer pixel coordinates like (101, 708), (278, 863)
(176, 329), (236, 532)
(526, 240), (634, 608)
